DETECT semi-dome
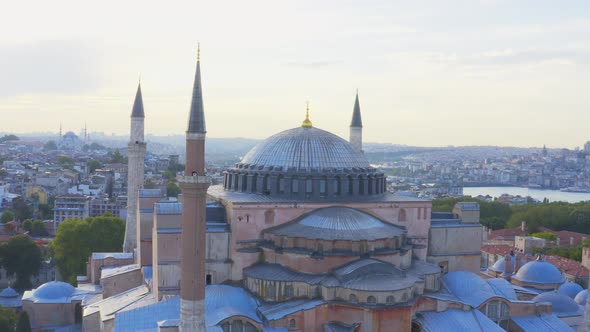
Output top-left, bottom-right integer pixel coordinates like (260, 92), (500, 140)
(264, 206), (405, 241)
(33, 281), (76, 300)
(574, 289), (588, 305)
(512, 260), (565, 285)
(223, 126), (386, 200)
(532, 292), (581, 314)
(557, 282), (584, 299)
(241, 127), (369, 171)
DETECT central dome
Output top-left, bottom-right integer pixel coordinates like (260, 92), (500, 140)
(240, 127), (369, 171)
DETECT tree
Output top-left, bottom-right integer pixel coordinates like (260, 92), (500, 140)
(109, 149), (126, 163)
(0, 134), (19, 143)
(51, 214), (125, 284)
(1, 211), (14, 224)
(167, 181), (181, 197)
(531, 232), (557, 241)
(0, 306), (16, 332)
(16, 312), (31, 332)
(11, 198), (32, 221)
(22, 220), (33, 233)
(0, 235), (42, 291)
(87, 160), (101, 174)
(43, 140), (57, 150)
(31, 221), (48, 237)
(56, 156), (74, 169)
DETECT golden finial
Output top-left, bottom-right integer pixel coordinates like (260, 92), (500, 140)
(197, 43), (200, 62)
(302, 101), (312, 127)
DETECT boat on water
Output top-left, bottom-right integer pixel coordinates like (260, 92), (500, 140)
(560, 187), (590, 193)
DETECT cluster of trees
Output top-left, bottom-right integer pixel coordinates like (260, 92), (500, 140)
(162, 169), (181, 197)
(0, 235), (42, 291)
(43, 140), (57, 150)
(0, 308), (31, 332)
(51, 214), (125, 284)
(82, 142), (106, 152)
(22, 220), (48, 237)
(532, 240), (590, 262)
(0, 135), (19, 143)
(433, 197), (590, 234)
(107, 149), (127, 163)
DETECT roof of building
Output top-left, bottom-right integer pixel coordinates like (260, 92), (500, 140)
(557, 282), (584, 299)
(83, 285), (153, 321)
(324, 321), (361, 332)
(139, 189), (163, 198)
(487, 227), (525, 241)
(441, 271), (516, 307)
(532, 292), (583, 317)
(0, 287), (21, 307)
(259, 299), (324, 321)
(239, 126), (369, 171)
(488, 255), (524, 273)
(574, 289), (588, 305)
(511, 313), (575, 332)
(456, 202), (480, 211)
(264, 206), (405, 241)
(114, 285), (261, 331)
(131, 82), (145, 118)
(512, 260), (566, 285)
(92, 252), (133, 260)
(415, 309), (504, 332)
(22, 281), (98, 304)
(101, 264), (140, 279)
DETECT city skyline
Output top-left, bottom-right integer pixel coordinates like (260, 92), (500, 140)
(2, 1), (590, 147)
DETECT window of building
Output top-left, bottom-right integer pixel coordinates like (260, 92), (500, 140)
(349, 294), (358, 303)
(278, 177), (285, 193)
(319, 178), (327, 194)
(206, 274), (212, 285)
(292, 179), (299, 193)
(367, 296), (377, 305)
(266, 283), (276, 299)
(386, 295), (395, 305)
(398, 209), (407, 222)
(306, 178), (312, 193)
(285, 285), (294, 298)
(289, 319), (296, 328)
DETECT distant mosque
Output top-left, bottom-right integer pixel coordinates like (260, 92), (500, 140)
(20, 47), (584, 332)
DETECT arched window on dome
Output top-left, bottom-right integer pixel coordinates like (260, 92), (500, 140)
(349, 294), (358, 303)
(306, 177), (313, 193)
(358, 176), (365, 195)
(264, 175), (271, 193)
(266, 283), (276, 300)
(284, 285), (294, 298)
(335, 176), (342, 195)
(348, 176), (353, 194)
(319, 177), (327, 196)
(386, 295), (395, 305)
(399, 209), (407, 222)
(278, 175), (285, 193)
(292, 178), (299, 193)
(367, 176), (374, 195)
(367, 296), (377, 305)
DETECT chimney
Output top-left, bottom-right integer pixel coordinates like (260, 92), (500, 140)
(514, 252), (522, 273)
(521, 221), (526, 232)
(570, 237), (575, 246)
(502, 254), (513, 279)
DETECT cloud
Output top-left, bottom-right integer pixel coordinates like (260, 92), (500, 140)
(0, 40), (102, 98)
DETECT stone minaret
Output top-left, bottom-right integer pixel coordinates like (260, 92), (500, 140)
(349, 91), (363, 153)
(123, 82), (146, 253)
(179, 47), (210, 332)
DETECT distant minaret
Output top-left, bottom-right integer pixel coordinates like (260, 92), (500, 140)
(179, 45), (210, 332)
(84, 123), (88, 143)
(59, 123), (62, 138)
(349, 90), (363, 153)
(123, 82), (146, 253)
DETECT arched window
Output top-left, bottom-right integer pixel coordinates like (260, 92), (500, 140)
(367, 296), (377, 304)
(292, 178), (299, 193)
(244, 322), (257, 332)
(399, 209), (407, 222)
(320, 177), (327, 195)
(402, 292), (408, 301)
(278, 176), (285, 193)
(289, 319), (296, 328)
(306, 178), (313, 193)
(349, 294), (358, 303)
(266, 283), (276, 299)
(386, 295), (395, 305)
(231, 320), (243, 332)
(285, 285), (294, 298)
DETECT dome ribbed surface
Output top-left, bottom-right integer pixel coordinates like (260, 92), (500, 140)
(240, 127), (369, 171)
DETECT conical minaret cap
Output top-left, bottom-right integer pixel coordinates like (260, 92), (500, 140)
(131, 82), (145, 118)
(350, 91), (362, 128)
(187, 45), (206, 133)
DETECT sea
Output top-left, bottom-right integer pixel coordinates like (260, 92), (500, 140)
(463, 187), (590, 203)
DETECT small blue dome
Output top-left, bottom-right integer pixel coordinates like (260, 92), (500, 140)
(33, 281), (76, 300)
(575, 289), (588, 305)
(512, 260), (565, 285)
(533, 292), (580, 314)
(0, 288), (18, 298)
(557, 283), (584, 299)
(489, 255), (524, 273)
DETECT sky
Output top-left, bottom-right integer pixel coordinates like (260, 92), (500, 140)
(1, 0), (590, 148)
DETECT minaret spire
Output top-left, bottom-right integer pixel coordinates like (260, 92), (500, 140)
(187, 44), (206, 134)
(349, 90), (363, 153)
(123, 80), (147, 254)
(179, 46), (210, 332)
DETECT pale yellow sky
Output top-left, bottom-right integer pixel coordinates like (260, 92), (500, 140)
(1, 0), (590, 147)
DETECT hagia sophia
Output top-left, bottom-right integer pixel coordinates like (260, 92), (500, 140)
(18, 49), (588, 331)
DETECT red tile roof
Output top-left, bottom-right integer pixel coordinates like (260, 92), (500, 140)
(488, 227), (525, 241)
